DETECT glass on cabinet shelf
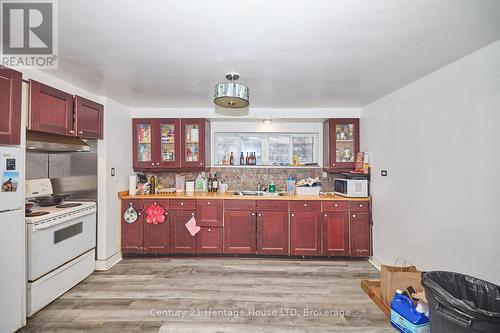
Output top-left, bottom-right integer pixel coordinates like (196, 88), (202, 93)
(137, 124), (152, 161)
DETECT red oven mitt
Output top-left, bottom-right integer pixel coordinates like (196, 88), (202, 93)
(145, 203), (166, 224)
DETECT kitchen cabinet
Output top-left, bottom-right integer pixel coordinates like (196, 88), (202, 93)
(223, 209), (256, 254)
(323, 118), (360, 172)
(256, 211), (289, 255)
(0, 66), (22, 145)
(143, 200), (170, 254)
(322, 212), (350, 256)
(197, 227), (223, 254)
(197, 200), (223, 227)
(170, 210), (197, 254)
(29, 80), (74, 136)
(181, 118), (210, 169)
(132, 118), (209, 171)
(121, 200), (144, 253)
(290, 211), (321, 256)
(349, 212), (371, 257)
(74, 96), (103, 139)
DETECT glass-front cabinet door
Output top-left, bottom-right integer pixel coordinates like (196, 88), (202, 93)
(181, 119), (206, 168)
(325, 118), (360, 172)
(133, 119), (156, 169)
(157, 119), (180, 168)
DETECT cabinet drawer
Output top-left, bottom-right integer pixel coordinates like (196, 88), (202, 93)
(143, 199), (169, 211)
(170, 199), (196, 211)
(349, 201), (370, 212)
(256, 200), (288, 212)
(123, 199), (144, 211)
(290, 201), (321, 212)
(224, 200), (255, 211)
(197, 199), (223, 207)
(322, 201), (348, 212)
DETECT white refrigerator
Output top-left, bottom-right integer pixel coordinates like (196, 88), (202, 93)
(0, 145), (25, 332)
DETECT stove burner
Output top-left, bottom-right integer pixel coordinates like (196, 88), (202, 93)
(55, 203), (82, 208)
(26, 211), (50, 217)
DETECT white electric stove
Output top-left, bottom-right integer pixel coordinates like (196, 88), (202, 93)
(25, 178), (96, 316)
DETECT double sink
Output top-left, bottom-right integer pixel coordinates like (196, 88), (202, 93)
(232, 190), (285, 197)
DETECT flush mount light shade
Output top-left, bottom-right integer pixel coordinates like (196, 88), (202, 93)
(214, 73), (249, 108)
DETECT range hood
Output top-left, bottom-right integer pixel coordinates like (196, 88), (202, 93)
(26, 131), (91, 152)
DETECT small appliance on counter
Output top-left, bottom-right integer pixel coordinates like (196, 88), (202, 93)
(334, 178), (369, 198)
(25, 178), (97, 316)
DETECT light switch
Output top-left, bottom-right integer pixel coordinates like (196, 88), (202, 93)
(111, 168), (116, 177)
(381, 170), (388, 176)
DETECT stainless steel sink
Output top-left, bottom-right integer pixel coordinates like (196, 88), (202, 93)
(232, 191), (285, 197)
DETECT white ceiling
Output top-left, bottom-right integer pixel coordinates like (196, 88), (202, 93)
(47, 0), (500, 108)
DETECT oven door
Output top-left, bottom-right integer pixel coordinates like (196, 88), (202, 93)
(27, 212), (96, 281)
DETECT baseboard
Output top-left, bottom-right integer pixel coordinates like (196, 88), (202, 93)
(368, 255), (385, 271)
(94, 251), (122, 271)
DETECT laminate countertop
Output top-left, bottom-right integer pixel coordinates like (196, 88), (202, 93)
(118, 191), (370, 201)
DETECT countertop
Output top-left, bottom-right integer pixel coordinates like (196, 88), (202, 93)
(118, 191), (370, 201)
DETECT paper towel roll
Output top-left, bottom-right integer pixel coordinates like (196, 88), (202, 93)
(129, 175), (137, 195)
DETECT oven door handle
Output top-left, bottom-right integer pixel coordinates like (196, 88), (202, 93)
(33, 220), (76, 231)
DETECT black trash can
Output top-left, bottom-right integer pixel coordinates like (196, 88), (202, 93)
(422, 271), (500, 333)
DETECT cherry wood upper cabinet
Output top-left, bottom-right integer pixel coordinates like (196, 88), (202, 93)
(322, 212), (350, 256)
(0, 66), (22, 145)
(181, 118), (210, 169)
(323, 118), (360, 173)
(133, 118), (157, 170)
(75, 96), (103, 139)
(29, 80), (74, 136)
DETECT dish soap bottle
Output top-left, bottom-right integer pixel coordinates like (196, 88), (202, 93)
(268, 179), (276, 193)
(286, 176), (296, 195)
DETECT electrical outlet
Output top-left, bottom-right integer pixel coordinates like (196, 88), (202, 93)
(111, 168), (116, 177)
(381, 170), (388, 176)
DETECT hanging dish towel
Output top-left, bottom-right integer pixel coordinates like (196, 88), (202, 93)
(185, 216), (200, 236)
(145, 203), (166, 224)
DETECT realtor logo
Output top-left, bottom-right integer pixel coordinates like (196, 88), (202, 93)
(1, 0), (58, 68)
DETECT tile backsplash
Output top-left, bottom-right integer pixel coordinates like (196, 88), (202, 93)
(147, 167), (337, 192)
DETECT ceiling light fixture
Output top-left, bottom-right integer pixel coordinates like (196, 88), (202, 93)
(214, 73), (249, 108)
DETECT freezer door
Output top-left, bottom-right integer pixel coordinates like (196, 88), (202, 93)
(0, 209), (25, 332)
(0, 146), (23, 211)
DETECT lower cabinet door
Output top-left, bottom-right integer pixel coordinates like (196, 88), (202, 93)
(322, 212), (349, 256)
(144, 215), (170, 254)
(256, 211), (289, 255)
(170, 211), (197, 254)
(197, 227), (222, 254)
(121, 200), (144, 253)
(223, 210), (256, 254)
(290, 212), (321, 256)
(350, 212), (371, 257)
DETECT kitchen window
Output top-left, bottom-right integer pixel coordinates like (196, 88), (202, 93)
(214, 133), (318, 166)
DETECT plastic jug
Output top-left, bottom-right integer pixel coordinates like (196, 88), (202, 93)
(286, 176), (296, 195)
(390, 290), (430, 333)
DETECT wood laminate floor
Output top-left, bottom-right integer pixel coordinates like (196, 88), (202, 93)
(20, 258), (394, 333)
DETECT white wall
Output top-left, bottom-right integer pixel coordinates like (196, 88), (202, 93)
(18, 69), (132, 269)
(96, 98), (133, 268)
(361, 41), (500, 284)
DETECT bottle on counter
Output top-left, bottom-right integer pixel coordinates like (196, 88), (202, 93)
(240, 152), (244, 165)
(245, 152), (249, 165)
(149, 175), (156, 194)
(229, 152), (234, 165)
(213, 174), (218, 192)
(286, 176), (296, 195)
(207, 174), (213, 192)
